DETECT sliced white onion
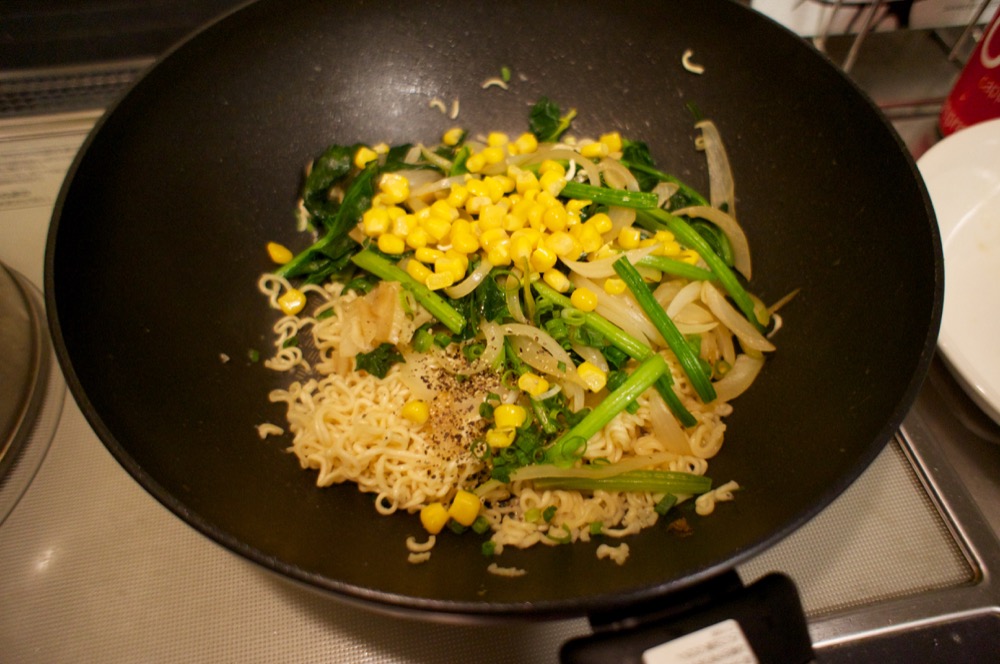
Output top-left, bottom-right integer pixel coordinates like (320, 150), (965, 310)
(647, 388), (691, 454)
(411, 173), (467, 198)
(605, 207), (637, 240)
(712, 354), (764, 402)
(571, 274), (660, 346)
(506, 332), (586, 388)
(571, 342), (608, 373)
(504, 273), (527, 324)
(701, 282), (775, 352)
(518, 148), (601, 186)
(444, 257), (493, 299)
(598, 158), (640, 191)
(560, 245), (658, 280)
(675, 205), (751, 280)
(665, 280), (703, 319)
(695, 119), (735, 217)
(653, 181), (680, 208)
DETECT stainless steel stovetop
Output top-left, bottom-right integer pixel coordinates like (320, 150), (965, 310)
(1, 23), (999, 663)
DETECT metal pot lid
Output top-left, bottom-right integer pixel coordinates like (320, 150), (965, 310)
(0, 261), (47, 480)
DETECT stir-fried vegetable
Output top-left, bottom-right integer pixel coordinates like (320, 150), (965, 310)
(266, 98), (780, 537)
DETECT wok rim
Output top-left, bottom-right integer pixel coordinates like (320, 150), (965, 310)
(43, 0), (944, 620)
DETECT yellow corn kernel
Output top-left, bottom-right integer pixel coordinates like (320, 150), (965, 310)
(603, 277), (628, 295)
(482, 176), (505, 203)
(442, 127), (464, 146)
(538, 170), (566, 196)
(424, 272), (455, 291)
(573, 224), (604, 253)
(538, 159), (565, 177)
(486, 244), (512, 267)
(430, 199), (459, 221)
(542, 205), (569, 232)
(514, 132), (539, 155)
(465, 195), (492, 216)
(494, 404), (527, 429)
(586, 212), (613, 235)
(353, 146), (378, 169)
(518, 372), (550, 398)
(600, 131), (623, 153)
(466, 152), (487, 173)
(402, 399), (430, 424)
(435, 256), (466, 282)
(490, 174), (516, 194)
(580, 141), (608, 159)
(420, 502), (450, 535)
(405, 226), (431, 250)
(486, 427), (516, 448)
(617, 226), (642, 249)
(478, 203), (505, 230)
(377, 233), (406, 255)
(657, 240), (682, 257)
(545, 231), (582, 259)
(654, 230), (676, 243)
(529, 246), (558, 273)
(679, 248), (701, 265)
(577, 361), (608, 392)
(451, 231), (480, 255)
(566, 198), (592, 214)
(570, 287), (599, 312)
(503, 212), (527, 232)
(487, 131), (509, 148)
(446, 184), (469, 208)
(514, 169), (540, 195)
(510, 237), (535, 266)
(479, 227), (510, 251)
(361, 207), (390, 236)
(392, 213), (417, 237)
(481, 146), (505, 165)
(447, 490), (481, 527)
(277, 288), (306, 315)
(379, 172), (410, 205)
(525, 202), (547, 229)
(543, 269), (571, 293)
(266, 241), (293, 265)
(405, 259), (432, 283)
(422, 216), (452, 242)
(414, 247), (444, 264)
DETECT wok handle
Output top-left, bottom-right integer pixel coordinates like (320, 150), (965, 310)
(561, 572), (814, 663)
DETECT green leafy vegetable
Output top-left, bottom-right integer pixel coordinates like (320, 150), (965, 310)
(355, 343), (404, 379)
(613, 256), (717, 403)
(529, 97), (577, 143)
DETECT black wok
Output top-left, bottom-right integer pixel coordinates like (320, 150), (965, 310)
(45, 0), (941, 635)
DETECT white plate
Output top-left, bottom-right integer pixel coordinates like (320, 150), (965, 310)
(918, 118), (1000, 425)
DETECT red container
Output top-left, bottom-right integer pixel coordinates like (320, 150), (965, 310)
(940, 7), (1000, 136)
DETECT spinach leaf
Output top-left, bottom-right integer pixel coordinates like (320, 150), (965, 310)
(355, 343), (404, 379)
(529, 97), (577, 143)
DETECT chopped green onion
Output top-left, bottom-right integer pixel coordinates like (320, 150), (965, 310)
(654, 493), (678, 516)
(561, 181), (660, 209)
(533, 281), (696, 426)
(637, 255), (715, 281)
(637, 208), (764, 332)
(532, 470), (711, 494)
(472, 515), (491, 535)
(546, 354), (670, 463)
(350, 248), (466, 334)
(613, 256), (717, 403)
